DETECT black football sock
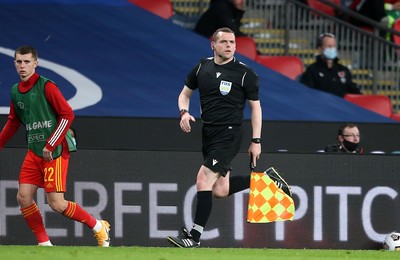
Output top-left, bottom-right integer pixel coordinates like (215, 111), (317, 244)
(228, 175), (250, 196)
(190, 191), (212, 242)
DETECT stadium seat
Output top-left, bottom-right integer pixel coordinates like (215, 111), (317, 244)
(391, 112), (400, 121)
(235, 36), (258, 60)
(129, 0), (173, 19)
(344, 94), (400, 121)
(307, 0), (340, 17)
(256, 55), (303, 80)
(393, 19), (400, 45)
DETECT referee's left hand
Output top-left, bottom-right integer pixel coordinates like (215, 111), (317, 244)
(248, 143), (261, 168)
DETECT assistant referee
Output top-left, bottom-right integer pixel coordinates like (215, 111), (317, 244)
(167, 27), (262, 248)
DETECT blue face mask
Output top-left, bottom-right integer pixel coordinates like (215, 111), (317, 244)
(323, 47), (337, 60)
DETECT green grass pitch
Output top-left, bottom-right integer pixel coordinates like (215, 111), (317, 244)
(1, 246), (400, 260)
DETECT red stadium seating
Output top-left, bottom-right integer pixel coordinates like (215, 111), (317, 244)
(393, 19), (400, 45)
(344, 94), (400, 121)
(256, 55), (303, 80)
(129, 0), (173, 19)
(307, 0), (341, 16)
(235, 36), (258, 60)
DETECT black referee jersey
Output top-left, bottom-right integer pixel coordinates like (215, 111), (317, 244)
(185, 57), (259, 125)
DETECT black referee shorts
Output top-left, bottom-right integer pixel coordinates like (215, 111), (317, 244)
(202, 124), (243, 177)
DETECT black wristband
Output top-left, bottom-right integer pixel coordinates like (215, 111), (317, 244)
(180, 109), (188, 117)
(252, 138), (262, 144)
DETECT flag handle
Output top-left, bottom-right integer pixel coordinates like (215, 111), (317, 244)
(249, 155), (255, 172)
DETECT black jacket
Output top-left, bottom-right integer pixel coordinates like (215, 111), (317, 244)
(324, 144), (364, 154)
(194, 0), (245, 38)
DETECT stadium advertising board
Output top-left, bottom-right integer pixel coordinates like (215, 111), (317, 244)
(0, 149), (399, 249)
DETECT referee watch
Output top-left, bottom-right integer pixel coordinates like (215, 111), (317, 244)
(251, 138), (262, 144)
(180, 108), (188, 117)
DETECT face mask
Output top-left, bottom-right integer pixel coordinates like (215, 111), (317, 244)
(323, 47), (337, 60)
(342, 139), (358, 152)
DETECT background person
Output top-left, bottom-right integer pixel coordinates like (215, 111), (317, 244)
(300, 32), (362, 97)
(325, 123), (364, 153)
(194, 0), (246, 38)
(348, 0), (387, 27)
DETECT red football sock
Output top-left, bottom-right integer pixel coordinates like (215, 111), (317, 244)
(21, 203), (49, 243)
(62, 201), (97, 229)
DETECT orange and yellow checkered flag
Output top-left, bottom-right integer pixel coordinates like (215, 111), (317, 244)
(247, 172), (295, 223)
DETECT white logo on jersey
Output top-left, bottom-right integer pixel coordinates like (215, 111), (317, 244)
(219, 80), (232, 95)
(212, 159), (218, 166)
(216, 72), (221, 78)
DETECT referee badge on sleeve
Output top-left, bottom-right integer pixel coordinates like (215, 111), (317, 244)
(219, 80), (232, 95)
